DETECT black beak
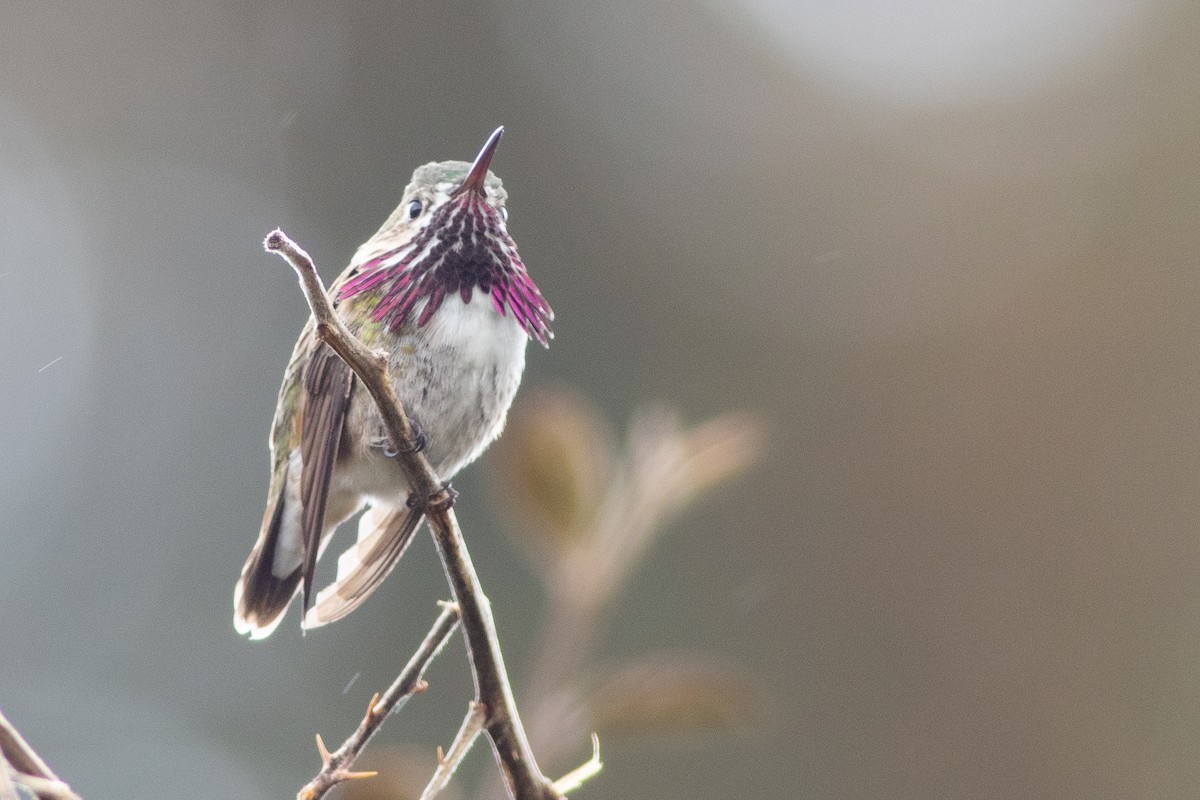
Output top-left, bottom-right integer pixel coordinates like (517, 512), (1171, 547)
(454, 126), (504, 197)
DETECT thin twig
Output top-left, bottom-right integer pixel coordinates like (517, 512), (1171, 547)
(298, 603), (461, 800)
(266, 229), (569, 800)
(0, 761), (13, 800)
(419, 701), (488, 800)
(550, 734), (602, 797)
(0, 709), (80, 800)
(9, 774), (81, 800)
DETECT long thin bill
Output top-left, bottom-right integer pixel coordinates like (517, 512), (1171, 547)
(454, 126), (504, 196)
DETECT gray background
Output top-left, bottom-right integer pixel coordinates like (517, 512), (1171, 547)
(2, 1), (1199, 798)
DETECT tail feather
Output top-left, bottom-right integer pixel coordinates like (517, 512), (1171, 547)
(303, 504), (423, 629)
(234, 468), (302, 640)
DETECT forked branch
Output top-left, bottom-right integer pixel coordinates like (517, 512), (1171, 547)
(419, 700), (488, 800)
(299, 602), (461, 800)
(267, 230), (593, 799)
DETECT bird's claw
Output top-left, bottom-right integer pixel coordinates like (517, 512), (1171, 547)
(376, 423), (425, 457)
(398, 427), (426, 454)
(409, 482), (458, 512)
(430, 482), (458, 511)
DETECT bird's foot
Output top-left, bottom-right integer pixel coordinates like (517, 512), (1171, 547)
(377, 423), (426, 457)
(400, 425), (427, 454)
(430, 482), (458, 511)
(409, 482), (458, 512)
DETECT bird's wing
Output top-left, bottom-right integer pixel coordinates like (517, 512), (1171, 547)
(303, 503), (424, 628)
(298, 340), (354, 610)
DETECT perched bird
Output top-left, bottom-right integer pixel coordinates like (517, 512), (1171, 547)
(234, 128), (552, 639)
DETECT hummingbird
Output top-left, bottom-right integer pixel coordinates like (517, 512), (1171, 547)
(234, 127), (553, 639)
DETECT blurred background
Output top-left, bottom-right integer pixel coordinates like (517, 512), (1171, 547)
(2, 1), (1199, 798)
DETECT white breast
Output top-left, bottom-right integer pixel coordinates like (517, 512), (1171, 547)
(422, 289), (530, 370)
(393, 289), (529, 480)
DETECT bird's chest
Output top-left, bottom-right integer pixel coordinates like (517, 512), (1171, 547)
(345, 292), (528, 482)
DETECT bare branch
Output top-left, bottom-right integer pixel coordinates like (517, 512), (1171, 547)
(298, 603), (461, 800)
(551, 734), (602, 797)
(0, 709), (80, 800)
(419, 701), (488, 800)
(267, 229), (567, 800)
(264, 230), (426, 467)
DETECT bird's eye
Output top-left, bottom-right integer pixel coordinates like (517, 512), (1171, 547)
(500, 207), (509, 223)
(406, 199), (423, 220)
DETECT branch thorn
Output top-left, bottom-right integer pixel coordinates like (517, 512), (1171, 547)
(315, 733), (332, 767)
(340, 769), (379, 782)
(364, 692), (380, 720)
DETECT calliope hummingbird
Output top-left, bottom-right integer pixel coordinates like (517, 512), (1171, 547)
(234, 127), (552, 639)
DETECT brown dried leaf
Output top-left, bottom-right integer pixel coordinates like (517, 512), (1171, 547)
(631, 409), (766, 521)
(673, 413), (766, 503)
(489, 388), (614, 554)
(587, 657), (755, 739)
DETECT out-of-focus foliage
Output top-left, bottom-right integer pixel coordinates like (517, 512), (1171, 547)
(345, 388), (762, 798)
(491, 389), (614, 556)
(588, 657), (754, 738)
(494, 389), (765, 613)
